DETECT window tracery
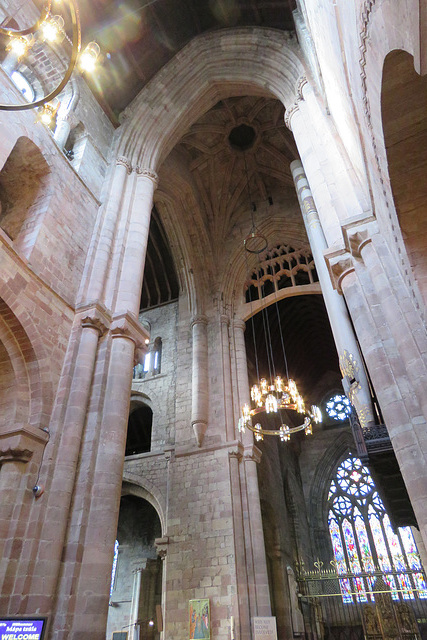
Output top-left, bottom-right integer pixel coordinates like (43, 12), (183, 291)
(328, 456), (427, 603)
(326, 394), (352, 421)
(244, 244), (318, 302)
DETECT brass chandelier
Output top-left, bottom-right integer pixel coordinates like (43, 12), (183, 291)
(0, 0), (99, 119)
(238, 374), (322, 441)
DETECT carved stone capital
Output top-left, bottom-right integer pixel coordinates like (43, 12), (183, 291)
(116, 156), (132, 174)
(190, 314), (208, 329)
(135, 166), (159, 186)
(155, 536), (169, 560)
(324, 250), (355, 294)
(110, 312), (150, 350)
(243, 444), (262, 464)
(341, 217), (377, 255)
(284, 102), (300, 131)
(228, 440), (244, 461)
(79, 304), (111, 336)
(0, 424), (49, 464)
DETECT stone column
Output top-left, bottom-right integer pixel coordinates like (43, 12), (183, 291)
(228, 446), (251, 640)
(243, 445), (271, 617)
(335, 262), (427, 550)
(114, 168), (158, 317)
(232, 320), (271, 617)
(27, 309), (107, 617)
(232, 319), (250, 426)
(155, 536), (168, 640)
(129, 565), (144, 640)
(191, 315), (209, 447)
(68, 315), (147, 640)
(84, 156), (132, 304)
(220, 315), (235, 441)
(359, 235), (427, 422)
(285, 78), (370, 249)
(290, 160), (374, 428)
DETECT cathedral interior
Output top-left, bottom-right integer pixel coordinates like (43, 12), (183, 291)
(1, 1), (427, 639)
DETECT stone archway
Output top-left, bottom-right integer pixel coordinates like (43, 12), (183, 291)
(117, 28), (304, 170)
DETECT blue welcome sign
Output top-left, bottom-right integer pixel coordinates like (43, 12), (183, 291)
(0, 618), (47, 640)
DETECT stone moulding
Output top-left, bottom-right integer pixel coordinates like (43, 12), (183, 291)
(111, 311), (150, 350)
(0, 423), (49, 463)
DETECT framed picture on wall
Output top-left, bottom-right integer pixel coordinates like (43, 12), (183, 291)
(189, 599), (210, 639)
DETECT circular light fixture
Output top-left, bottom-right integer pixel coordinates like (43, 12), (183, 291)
(0, 0), (101, 111)
(244, 229), (268, 254)
(238, 376), (322, 441)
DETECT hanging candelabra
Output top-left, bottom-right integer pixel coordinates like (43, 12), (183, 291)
(238, 374), (322, 441)
(0, 0), (100, 121)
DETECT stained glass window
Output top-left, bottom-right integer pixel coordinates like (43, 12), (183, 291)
(328, 455), (427, 604)
(326, 394), (351, 421)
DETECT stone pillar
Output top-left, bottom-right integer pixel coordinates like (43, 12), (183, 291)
(358, 235), (427, 422)
(68, 315), (147, 640)
(285, 78), (370, 248)
(232, 320), (271, 617)
(191, 315), (209, 447)
(114, 167), (158, 317)
(220, 315), (235, 441)
(228, 446), (251, 640)
(335, 262), (427, 550)
(26, 309), (106, 616)
(129, 565), (144, 640)
(290, 160), (374, 428)
(232, 319), (250, 423)
(84, 156), (132, 304)
(155, 536), (168, 640)
(243, 445), (271, 617)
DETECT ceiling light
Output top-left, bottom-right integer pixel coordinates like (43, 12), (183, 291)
(0, 0), (101, 112)
(39, 98), (59, 126)
(41, 15), (64, 42)
(79, 42), (100, 73)
(7, 35), (33, 59)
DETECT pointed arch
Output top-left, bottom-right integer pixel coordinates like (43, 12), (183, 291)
(118, 28), (304, 169)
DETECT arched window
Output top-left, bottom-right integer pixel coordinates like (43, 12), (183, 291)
(328, 456), (427, 603)
(152, 337), (162, 375)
